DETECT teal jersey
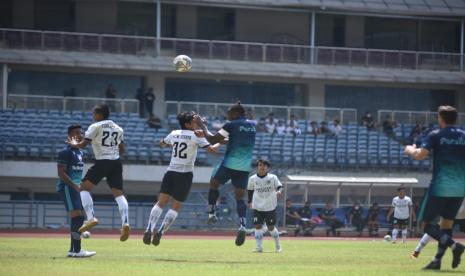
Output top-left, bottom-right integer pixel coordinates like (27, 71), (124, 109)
(422, 126), (465, 197)
(218, 118), (256, 171)
(56, 145), (84, 191)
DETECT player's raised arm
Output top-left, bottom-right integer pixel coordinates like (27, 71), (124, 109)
(404, 144), (430, 160)
(193, 114), (226, 145)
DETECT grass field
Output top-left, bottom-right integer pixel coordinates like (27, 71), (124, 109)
(0, 235), (464, 276)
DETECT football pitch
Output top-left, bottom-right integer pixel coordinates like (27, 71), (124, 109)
(0, 235), (464, 276)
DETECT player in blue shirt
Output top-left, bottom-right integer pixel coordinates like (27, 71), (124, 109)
(405, 106), (465, 270)
(57, 124), (95, 258)
(194, 101), (256, 246)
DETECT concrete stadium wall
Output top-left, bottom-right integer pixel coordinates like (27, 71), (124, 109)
(75, 1), (118, 34)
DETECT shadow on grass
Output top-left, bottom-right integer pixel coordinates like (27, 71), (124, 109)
(152, 258), (250, 265)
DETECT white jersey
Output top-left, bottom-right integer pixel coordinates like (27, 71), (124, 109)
(392, 196), (412, 220)
(247, 173), (282, 212)
(455, 197), (465, 220)
(163, 129), (210, 173)
(85, 120), (124, 160)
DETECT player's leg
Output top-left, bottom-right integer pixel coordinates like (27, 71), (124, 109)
(401, 221), (408, 243)
(152, 199), (181, 246)
(411, 232), (432, 258)
(391, 222), (399, 243)
(266, 209), (281, 252)
(207, 165), (228, 224)
(253, 210), (264, 252)
(231, 170), (249, 246)
(143, 193), (170, 245)
(79, 180), (99, 233)
(107, 159), (130, 242)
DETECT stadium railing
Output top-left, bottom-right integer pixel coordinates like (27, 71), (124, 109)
(7, 93), (139, 114)
(0, 28), (462, 71)
(378, 109), (465, 125)
(166, 101), (357, 124)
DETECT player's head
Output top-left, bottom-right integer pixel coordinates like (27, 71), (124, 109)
(67, 124), (82, 141)
(256, 159), (271, 175)
(438, 105), (457, 128)
(177, 111), (196, 130)
(397, 187), (406, 198)
(93, 104), (110, 121)
(227, 101), (245, 120)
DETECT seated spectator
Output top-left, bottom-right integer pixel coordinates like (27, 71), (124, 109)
(361, 111), (377, 130)
(256, 118), (267, 133)
(298, 201), (318, 236)
(329, 119), (342, 136)
(349, 202), (364, 237)
(285, 199), (302, 235)
(147, 114), (162, 130)
(366, 202), (380, 237)
(286, 120), (301, 136)
(382, 115), (397, 139)
(287, 114), (298, 128)
(307, 121), (320, 136)
(276, 120), (286, 135)
(408, 121), (422, 144)
(265, 113), (277, 134)
(319, 121), (332, 135)
(320, 202), (343, 236)
(211, 117), (224, 131)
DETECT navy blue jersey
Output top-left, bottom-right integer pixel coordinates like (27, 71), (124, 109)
(56, 145), (84, 191)
(421, 126), (465, 197)
(218, 118), (256, 172)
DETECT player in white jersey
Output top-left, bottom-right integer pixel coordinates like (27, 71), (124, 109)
(386, 188), (415, 243)
(67, 104), (130, 242)
(411, 197), (465, 259)
(247, 160), (282, 253)
(143, 112), (219, 246)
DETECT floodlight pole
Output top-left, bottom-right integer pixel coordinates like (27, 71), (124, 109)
(156, 0), (161, 57)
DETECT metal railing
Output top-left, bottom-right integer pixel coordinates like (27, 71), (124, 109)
(7, 94), (139, 113)
(0, 28), (462, 71)
(378, 109), (465, 125)
(166, 101), (357, 124)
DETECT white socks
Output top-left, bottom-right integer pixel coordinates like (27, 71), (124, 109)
(80, 191), (95, 220)
(392, 229), (398, 241)
(270, 227), (281, 250)
(147, 205), (163, 232)
(159, 209), (178, 234)
(115, 195), (129, 225)
(255, 228), (263, 250)
(415, 233), (432, 252)
(402, 229), (408, 242)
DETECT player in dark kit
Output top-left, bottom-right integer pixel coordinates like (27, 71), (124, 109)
(194, 101), (256, 246)
(405, 105), (465, 270)
(57, 124), (95, 258)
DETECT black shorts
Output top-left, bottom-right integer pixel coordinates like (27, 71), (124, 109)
(58, 186), (82, 212)
(253, 209), (277, 226)
(213, 165), (249, 189)
(83, 159), (123, 190)
(392, 217), (409, 227)
(418, 194), (464, 222)
(160, 171), (193, 202)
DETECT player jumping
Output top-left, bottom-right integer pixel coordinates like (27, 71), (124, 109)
(404, 105), (465, 270)
(247, 160), (282, 253)
(143, 112), (219, 246)
(57, 124), (95, 257)
(194, 101), (256, 246)
(68, 104), (130, 241)
(386, 187), (414, 244)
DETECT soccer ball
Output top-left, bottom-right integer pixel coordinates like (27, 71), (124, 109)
(81, 231), (91, 239)
(384, 235), (391, 242)
(173, 55), (192, 72)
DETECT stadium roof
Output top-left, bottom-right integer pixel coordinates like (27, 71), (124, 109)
(1, 49), (464, 85)
(168, 0), (465, 17)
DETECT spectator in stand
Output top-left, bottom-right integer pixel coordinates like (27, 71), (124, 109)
(147, 114), (162, 130)
(382, 115), (398, 140)
(286, 120), (301, 136)
(320, 202), (342, 236)
(285, 199), (302, 236)
(298, 201), (318, 236)
(349, 202), (364, 237)
(408, 121), (422, 145)
(307, 121), (320, 136)
(265, 113), (278, 134)
(287, 114), (298, 128)
(135, 88), (145, 118)
(361, 111), (377, 130)
(105, 84), (117, 112)
(276, 120), (286, 135)
(256, 118), (267, 133)
(329, 119), (342, 136)
(144, 87), (155, 117)
(366, 202), (380, 237)
(246, 110), (257, 125)
(415, 123), (434, 147)
(320, 121), (332, 135)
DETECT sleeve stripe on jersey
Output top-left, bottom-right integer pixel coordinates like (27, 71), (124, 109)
(85, 138), (92, 141)
(202, 144), (210, 149)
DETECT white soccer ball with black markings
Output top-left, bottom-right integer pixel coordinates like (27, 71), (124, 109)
(173, 55), (192, 72)
(384, 235), (391, 242)
(81, 231), (91, 239)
